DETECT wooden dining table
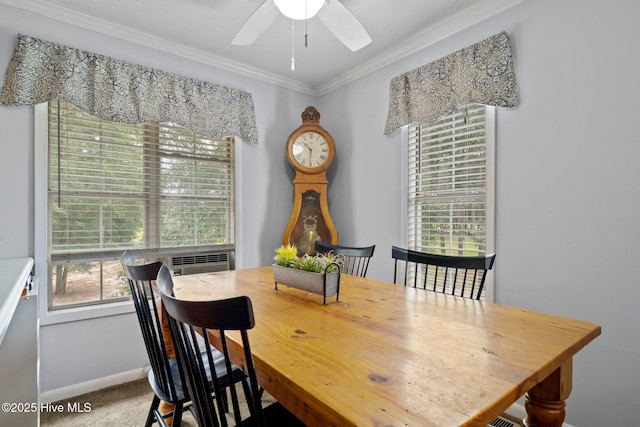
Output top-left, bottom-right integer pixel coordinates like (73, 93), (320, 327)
(172, 266), (600, 427)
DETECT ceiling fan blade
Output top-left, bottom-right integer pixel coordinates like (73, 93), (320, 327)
(232, 0), (280, 46)
(317, 0), (372, 51)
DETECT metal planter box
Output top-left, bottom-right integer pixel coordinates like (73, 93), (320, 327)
(273, 264), (341, 304)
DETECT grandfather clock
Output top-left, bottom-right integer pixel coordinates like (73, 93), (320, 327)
(283, 106), (338, 255)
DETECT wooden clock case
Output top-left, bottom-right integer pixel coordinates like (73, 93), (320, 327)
(283, 106), (338, 255)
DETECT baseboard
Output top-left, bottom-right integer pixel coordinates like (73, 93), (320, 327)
(40, 367), (147, 403)
(504, 402), (527, 424)
(504, 402), (575, 427)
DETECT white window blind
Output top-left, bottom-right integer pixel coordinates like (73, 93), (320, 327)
(49, 100), (235, 257)
(47, 100), (235, 308)
(408, 104), (488, 256)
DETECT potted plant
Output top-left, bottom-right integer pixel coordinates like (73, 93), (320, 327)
(272, 244), (344, 304)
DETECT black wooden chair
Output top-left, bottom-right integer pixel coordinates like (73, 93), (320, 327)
(156, 265), (306, 427)
(314, 241), (375, 277)
(391, 246), (496, 300)
(121, 251), (242, 427)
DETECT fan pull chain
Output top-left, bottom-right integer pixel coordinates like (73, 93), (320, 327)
(290, 20), (295, 71)
(305, 0), (309, 47)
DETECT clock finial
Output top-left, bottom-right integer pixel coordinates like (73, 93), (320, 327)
(301, 106), (320, 122)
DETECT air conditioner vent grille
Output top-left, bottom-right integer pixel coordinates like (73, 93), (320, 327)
(168, 251), (233, 275)
(488, 415), (520, 427)
(171, 253), (229, 266)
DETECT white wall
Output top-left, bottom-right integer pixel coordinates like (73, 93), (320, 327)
(321, 1), (640, 426)
(0, 3), (314, 395)
(498, 2), (639, 425)
(1, 0), (639, 425)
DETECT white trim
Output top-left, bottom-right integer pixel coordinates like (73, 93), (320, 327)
(402, 105), (496, 300)
(234, 137), (243, 270)
(484, 106), (496, 302)
(35, 103), (139, 325)
(0, 0), (314, 95)
(399, 125), (409, 249)
(317, 0), (524, 96)
(35, 103), (241, 325)
(505, 403), (527, 425)
(39, 300), (136, 326)
(39, 368), (147, 403)
(0, 0), (523, 96)
(34, 103), (49, 324)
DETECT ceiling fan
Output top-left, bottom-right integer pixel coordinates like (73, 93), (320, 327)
(232, 0), (372, 52)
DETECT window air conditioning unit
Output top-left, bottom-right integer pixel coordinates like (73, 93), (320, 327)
(169, 251), (233, 276)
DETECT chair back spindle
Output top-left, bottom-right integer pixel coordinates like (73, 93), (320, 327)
(156, 265), (305, 427)
(391, 246), (495, 300)
(121, 251), (187, 426)
(315, 241), (376, 278)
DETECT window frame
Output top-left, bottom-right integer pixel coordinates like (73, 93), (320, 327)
(400, 105), (495, 301)
(34, 103), (244, 325)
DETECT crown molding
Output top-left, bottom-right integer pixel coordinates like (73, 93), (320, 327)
(1, 0), (523, 98)
(0, 0), (318, 95)
(315, 0), (524, 96)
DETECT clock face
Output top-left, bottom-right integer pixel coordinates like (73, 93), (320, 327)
(291, 132), (330, 169)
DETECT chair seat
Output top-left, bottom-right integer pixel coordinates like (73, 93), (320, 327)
(149, 350), (244, 404)
(147, 357), (187, 403)
(121, 251), (249, 427)
(157, 265), (307, 427)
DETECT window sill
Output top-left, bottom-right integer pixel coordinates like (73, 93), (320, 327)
(39, 300), (135, 326)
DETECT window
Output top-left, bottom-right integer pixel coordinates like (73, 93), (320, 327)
(407, 104), (495, 295)
(46, 100), (235, 310)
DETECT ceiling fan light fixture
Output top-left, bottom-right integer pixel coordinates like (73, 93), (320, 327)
(274, 0), (325, 20)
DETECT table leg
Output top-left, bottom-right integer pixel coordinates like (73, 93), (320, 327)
(158, 300), (176, 425)
(159, 401), (175, 425)
(523, 359), (572, 427)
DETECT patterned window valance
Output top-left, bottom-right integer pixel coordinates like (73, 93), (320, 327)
(1, 34), (259, 144)
(384, 31), (518, 135)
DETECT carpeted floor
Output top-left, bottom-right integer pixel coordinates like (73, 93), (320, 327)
(41, 378), (523, 427)
(41, 378), (279, 427)
(40, 378), (199, 427)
